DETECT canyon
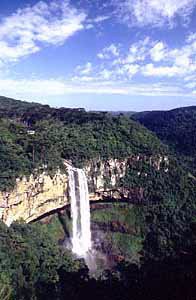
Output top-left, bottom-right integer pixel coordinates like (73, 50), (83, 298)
(0, 155), (169, 226)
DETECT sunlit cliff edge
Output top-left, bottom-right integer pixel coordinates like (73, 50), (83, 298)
(0, 156), (169, 226)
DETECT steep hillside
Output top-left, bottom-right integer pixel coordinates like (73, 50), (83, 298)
(133, 106), (196, 175)
(133, 106), (196, 156)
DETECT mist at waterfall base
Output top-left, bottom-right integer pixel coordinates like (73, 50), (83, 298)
(67, 166), (108, 273)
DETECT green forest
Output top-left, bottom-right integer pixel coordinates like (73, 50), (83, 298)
(133, 106), (196, 176)
(0, 97), (164, 191)
(0, 97), (196, 300)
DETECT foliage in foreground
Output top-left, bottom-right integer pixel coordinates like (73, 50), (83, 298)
(0, 218), (196, 300)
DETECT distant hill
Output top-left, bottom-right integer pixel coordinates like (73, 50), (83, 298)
(0, 95), (42, 113)
(1, 96), (195, 158)
(0, 96), (108, 126)
(133, 106), (196, 176)
(133, 106), (196, 157)
(91, 111), (137, 117)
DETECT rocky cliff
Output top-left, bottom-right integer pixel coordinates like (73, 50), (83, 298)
(0, 171), (68, 226)
(0, 155), (169, 226)
(86, 155), (169, 201)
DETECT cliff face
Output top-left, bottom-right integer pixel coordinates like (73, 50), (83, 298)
(86, 155), (169, 201)
(0, 155), (169, 226)
(0, 171), (68, 226)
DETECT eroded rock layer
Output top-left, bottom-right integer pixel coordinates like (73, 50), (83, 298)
(0, 155), (169, 225)
(0, 171), (68, 226)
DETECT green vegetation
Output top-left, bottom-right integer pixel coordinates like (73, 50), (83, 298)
(0, 97), (164, 191)
(0, 97), (196, 299)
(0, 217), (195, 300)
(118, 155), (196, 260)
(106, 231), (143, 261)
(0, 219), (88, 300)
(39, 216), (66, 243)
(91, 204), (143, 261)
(133, 106), (196, 155)
(133, 106), (196, 175)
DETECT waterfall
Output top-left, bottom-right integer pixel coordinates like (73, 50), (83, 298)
(67, 166), (92, 257)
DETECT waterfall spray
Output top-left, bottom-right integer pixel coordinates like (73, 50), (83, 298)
(67, 167), (92, 257)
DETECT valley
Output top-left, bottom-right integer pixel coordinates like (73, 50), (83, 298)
(0, 97), (196, 300)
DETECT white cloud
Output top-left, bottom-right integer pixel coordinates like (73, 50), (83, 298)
(85, 15), (111, 29)
(109, 37), (151, 67)
(0, 79), (67, 96)
(123, 64), (140, 77)
(77, 62), (93, 75)
(184, 74), (196, 82)
(113, 0), (196, 27)
(186, 81), (196, 89)
(98, 44), (120, 59)
(142, 63), (185, 77)
(71, 76), (95, 82)
(93, 15), (111, 23)
(85, 33), (196, 89)
(76, 34), (196, 98)
(0, 0), (86, 64)
(175, 54), (191, 67)
(124, 37), (151, 63)
(150, 42), (166, 62)
(0, 78), (194, 98)
(99, 69), (113, 80)
(187, 33), (196, 43)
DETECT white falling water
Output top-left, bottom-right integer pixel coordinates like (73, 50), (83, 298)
(67, 166), (92, 257)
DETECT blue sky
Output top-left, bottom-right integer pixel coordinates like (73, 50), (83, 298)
(0, 0), (195, 111)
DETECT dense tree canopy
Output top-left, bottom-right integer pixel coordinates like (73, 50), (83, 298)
(0, 97), (164, 190)
(0, 97), (195, 299)
(133, 106), (196, 175)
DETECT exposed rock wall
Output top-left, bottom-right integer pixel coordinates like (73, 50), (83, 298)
(86, 155), (169, 201)
(0, 171), (68, 226)
(0, 155), (169, 225)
